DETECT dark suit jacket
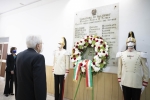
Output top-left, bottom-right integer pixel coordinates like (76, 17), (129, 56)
(6, 54), (16, 72)
(16, 48), (47, 100)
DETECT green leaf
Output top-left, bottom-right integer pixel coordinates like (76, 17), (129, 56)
(85, 42), (89, 46)
(92, 41), (95, 45)
(79, 45), (82, 49)
(100, 64), (104, 68)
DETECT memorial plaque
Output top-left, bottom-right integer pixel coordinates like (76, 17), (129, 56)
(74, 3), (119, 67)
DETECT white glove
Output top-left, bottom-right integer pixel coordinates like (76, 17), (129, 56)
(119, 82), (122, 91)
(141, 86), (145, 94)
(52, 72), (54, 77)
(64, 73), (68, 80)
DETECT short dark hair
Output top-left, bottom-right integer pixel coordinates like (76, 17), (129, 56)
(10, 47), (16, 53)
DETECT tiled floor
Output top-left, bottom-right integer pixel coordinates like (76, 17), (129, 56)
(0, 77), (69, 100)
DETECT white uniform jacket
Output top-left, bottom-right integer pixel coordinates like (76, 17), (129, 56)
(53, 49), (70, 75)
(116, 50), (149, 88)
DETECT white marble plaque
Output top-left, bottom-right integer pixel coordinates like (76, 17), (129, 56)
(74, 3), (119, 67)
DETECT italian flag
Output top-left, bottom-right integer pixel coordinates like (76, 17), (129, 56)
(85, 60), (93, 88)
(73, 60), (82, 81)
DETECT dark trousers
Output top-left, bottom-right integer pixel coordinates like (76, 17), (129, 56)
(54, 74), (65, 100)
(4, 71), (14, 94)
(14, 71), (17, 99)
(122, 85), (141, 100)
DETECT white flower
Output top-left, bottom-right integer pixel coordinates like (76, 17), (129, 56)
(73, 48), (81, 55)
(103, 61), (106, 64)
(105, 48), (108, 51)
(82, 60), (86, 66)
(94, 55), (101, 66)
(102, 53), (105, 56)
(75, 42), (79, 46)
(79, 39), (85, 45)
(84, 46), (87, 48)
(100, 49), (103, 52)
(106, 45), (109, 48)
(100, 39), (103, 42)
(94, 55), (99, 60)
(98, 53), (103, 57)
(91, 64), (96, 68)
(74, 50), (79, 55)
(81, 67), (85, 72)
(105, 52), (108, 55)
(96, 58), (101, 63)
(99, 45), (102, 47)
(104, 51), (108, 55)
(71, 59), (75, 62)
(91, 44), (94, 47)
(89, 35), (92, 38)
(76, 56), (81, 60)
(95, 42), (100, 47)
(95, 62), (99, 66)
(95, 47), (98, 52)
(84, 36), (88, 39)
(95, 38), (99, 41)
(89, 39), (92, 44)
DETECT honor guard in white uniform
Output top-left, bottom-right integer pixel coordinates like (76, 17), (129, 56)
(53, 37), (70, 100)
(116, 31), (149, 100)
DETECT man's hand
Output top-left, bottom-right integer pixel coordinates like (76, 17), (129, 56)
(11, 71), (14, 74)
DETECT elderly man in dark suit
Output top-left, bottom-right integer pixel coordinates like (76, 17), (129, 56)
(16, 35), (47, 100)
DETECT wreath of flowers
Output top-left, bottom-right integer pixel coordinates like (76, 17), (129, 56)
(71, 35), (109, 74)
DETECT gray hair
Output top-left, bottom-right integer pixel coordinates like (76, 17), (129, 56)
(26, 35), (42, 49)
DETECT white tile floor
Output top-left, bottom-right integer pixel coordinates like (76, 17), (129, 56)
(0, 77), (69, 100)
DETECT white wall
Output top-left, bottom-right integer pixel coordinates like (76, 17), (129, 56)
(0, 0), (150, 73)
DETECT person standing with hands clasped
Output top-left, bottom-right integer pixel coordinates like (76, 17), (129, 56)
(53, 37), (70, 100)
(4, 47), (17, 97)
(116, 31), (149, 100)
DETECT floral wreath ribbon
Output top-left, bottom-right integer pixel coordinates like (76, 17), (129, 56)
(73, 59), (93, 88)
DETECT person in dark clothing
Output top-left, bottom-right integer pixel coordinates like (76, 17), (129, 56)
(4, 47), (17, 97)
(16, 35), (47, 100)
